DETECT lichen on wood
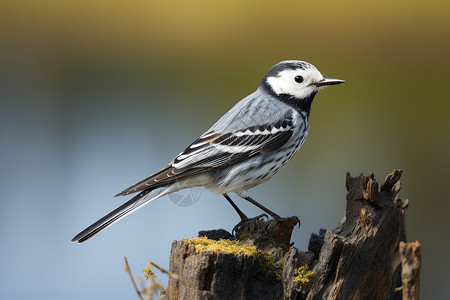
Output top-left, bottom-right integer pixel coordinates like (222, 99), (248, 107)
(293, 265), (314, 288)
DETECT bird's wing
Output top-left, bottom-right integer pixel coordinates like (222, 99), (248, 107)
(115, 114), (295, 196)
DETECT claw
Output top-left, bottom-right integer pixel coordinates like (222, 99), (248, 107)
(282, 215), (301, 228)
(232, 213), (269, 235)
(254, 213), (269, 220)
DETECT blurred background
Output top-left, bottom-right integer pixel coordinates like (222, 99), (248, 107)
(0, 1), (449, 299)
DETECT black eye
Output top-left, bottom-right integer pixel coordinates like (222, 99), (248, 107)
(294, 75), (304, 83)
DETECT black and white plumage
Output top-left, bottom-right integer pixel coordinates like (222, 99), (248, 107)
(71, 60), (344, 243)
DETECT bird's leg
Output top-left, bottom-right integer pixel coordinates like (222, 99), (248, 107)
(224, 194), (269, 235)
(223, 194), (248, 221)
(242, 195), (281, 219)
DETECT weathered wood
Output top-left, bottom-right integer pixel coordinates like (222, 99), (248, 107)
(399, 241), (421, 300)
(166, 170), (420, 300)
(166, 216), (302, 300)
(304, 170), (408, 300)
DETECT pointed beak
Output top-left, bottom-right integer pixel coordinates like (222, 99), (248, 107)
(314, 77), (345, 87)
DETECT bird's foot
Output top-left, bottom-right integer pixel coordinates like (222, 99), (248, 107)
(232, 214), (268, 235)
(232, 215), (301, 249)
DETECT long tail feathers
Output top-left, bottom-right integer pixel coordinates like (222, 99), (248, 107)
(71, 185), (171, 243)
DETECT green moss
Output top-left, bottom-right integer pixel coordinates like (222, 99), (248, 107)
(143, 261), (156, 280)
(188, 236), (288, 281)
(293, 265), (314, 287)
(141, 261), (167, 299)
(188, 236), (260, 256)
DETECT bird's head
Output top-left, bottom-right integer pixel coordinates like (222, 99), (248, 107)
(262, 60), (345, 101)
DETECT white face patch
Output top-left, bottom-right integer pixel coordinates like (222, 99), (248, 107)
(266, 67), (324, 99)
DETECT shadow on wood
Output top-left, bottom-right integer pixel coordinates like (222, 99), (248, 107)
(166, 170), (421, 300)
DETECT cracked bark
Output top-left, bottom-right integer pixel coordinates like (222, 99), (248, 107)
(166, 170), (420, 300)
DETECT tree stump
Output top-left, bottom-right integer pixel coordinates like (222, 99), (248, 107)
(166, 170), (421, 300)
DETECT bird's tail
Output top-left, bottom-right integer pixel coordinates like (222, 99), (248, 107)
(71, 185), (173, 243)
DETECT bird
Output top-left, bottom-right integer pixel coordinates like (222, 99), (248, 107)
(71, 60), (345, 243)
